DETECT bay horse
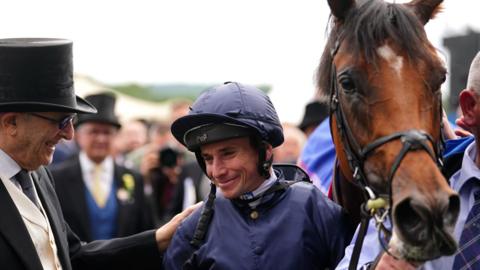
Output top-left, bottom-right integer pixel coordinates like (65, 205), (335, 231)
(318, 0), (459, 264)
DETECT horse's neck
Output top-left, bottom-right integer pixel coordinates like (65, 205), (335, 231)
(331, 162), (365, 229)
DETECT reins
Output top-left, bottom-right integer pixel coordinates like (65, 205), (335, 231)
(328, 35), (445, 270)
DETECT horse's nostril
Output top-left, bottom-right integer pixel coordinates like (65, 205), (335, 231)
(394, 198), (431, 245)
(445, 194), (460, 227)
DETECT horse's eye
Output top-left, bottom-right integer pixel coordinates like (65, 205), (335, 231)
(440, 73), (447, 84)
(339, 77), (356, 93)
(432, 73), (447, 92)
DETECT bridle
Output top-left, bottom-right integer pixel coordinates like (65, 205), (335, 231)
(328, 38), (445, 269)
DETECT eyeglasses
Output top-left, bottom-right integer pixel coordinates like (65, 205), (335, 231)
(27, 113), (77, 130)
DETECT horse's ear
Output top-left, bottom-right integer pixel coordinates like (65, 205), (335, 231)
(327, 0), (355, 20)
(406, 0), (443, 25)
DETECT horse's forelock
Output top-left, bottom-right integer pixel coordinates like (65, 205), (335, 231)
(317, 0), (441, 97)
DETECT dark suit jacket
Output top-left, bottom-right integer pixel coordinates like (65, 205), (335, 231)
(51, 155), (153, 242)
(167, 161), (206, 219)
(0, 166), (162, 270)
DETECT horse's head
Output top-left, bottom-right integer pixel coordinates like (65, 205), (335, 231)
(319, 0), (459, 263)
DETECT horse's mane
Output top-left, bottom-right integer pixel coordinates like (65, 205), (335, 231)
(317, 0), (439, 96)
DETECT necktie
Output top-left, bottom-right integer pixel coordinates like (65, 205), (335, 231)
(91, 165), (107, 207)
(16, 170), (38, 207)
(453, 190), (480, 270)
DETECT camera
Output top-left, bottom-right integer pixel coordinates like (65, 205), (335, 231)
(159, 147), (179, 168)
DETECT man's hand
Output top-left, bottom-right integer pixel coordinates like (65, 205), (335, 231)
(374, 252), (416, 270)
(140, 150), (159, 178)
(442, 109), (458, 140)
(455, 116), (473, 137)
(155, 202), (203, 252)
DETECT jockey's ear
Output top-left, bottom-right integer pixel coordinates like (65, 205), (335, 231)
(458, 89), (479, 127)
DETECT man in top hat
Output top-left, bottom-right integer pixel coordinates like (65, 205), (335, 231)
(0, 38), (197, 270)
(51, 93), (153, 242)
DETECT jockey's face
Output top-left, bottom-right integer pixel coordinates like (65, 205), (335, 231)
(201, 136), (270, 199)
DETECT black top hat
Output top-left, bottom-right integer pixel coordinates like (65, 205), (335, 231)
(298, 101), (329, 131)
(75, 92), (121, 128)
(0, 38), (96, 114)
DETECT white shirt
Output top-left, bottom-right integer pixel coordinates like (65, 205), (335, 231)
(239, 168), (278, 208)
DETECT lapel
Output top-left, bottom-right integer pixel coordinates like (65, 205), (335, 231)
(33, 168), (71, 270)
(114, 164), (123, 194)
(3, 175), (48, 231)
(114, 164), (126, 231)
(114, 165), (138, 234)
(0, 178), (43, 270)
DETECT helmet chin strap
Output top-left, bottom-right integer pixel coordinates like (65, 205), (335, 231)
(258, 141), (273, 179)
(190, 182), (216, 248)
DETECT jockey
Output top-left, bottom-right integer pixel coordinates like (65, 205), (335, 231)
(163, 81), (353, 269)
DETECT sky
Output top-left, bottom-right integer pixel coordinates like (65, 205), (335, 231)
(2, 0), (480, 124)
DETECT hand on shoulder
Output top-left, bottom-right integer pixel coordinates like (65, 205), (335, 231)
(155, 201), (203, 251)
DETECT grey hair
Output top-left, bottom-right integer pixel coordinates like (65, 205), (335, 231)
(467, 51), (480, 93)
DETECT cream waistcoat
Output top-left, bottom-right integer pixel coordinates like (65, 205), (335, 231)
(1, 175), (62, 270)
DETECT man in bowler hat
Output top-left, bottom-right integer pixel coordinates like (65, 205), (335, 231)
(0, 38), (197, 269)
(52, 93), (153, 242)
(298, 100), (329, 137)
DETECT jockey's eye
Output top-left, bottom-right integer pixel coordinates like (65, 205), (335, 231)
(339, 75), (356, 93)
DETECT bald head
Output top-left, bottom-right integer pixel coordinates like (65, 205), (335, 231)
(467, 52), (480, 93)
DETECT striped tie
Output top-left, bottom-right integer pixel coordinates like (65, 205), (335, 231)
(453, 190), (480, 270)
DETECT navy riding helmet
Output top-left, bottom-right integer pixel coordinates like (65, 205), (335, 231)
(171, 82), (284, 151)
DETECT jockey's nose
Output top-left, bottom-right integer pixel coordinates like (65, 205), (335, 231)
(207, 158), (227, 181)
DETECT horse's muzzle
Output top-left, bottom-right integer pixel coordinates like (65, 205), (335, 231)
(391, 191), (460, 262)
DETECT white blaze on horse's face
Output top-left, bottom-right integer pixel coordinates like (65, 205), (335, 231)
(377, 45), (404, 76)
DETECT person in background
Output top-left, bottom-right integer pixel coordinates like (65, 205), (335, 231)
(51, 93), (153, 242)
(272, 122), (307, 164)
(298, 117), (336, 194)
(143, 122), (207, 226)
(149, 145), (185, 225)
(126, 101), (207, 226)
(297, 100), (335, 193)
(126, 98), (192, 177)
(298, 100), (329, 138)
(126, 120), (174, 174)
(167, 159), (210, 223)
(163, 82), (352, 269)
(336, 51), (480, 270)
(0, 38), (198, 270)
(112, 118), (149, 167)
